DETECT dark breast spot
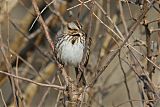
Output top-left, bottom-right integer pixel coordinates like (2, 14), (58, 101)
(71, 39), (76, 44)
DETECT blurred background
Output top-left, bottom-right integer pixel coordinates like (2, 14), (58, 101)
(0, 0), (160, 107)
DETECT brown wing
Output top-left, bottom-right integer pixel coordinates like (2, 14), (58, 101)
(76, 34), (91, 86)
(54, 32), (66, 65)
(81, 34), (92, 67)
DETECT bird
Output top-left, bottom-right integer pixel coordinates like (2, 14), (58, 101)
(54, 20), (90, 85)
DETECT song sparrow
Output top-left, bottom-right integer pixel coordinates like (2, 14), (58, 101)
(54, 21), (90, 85)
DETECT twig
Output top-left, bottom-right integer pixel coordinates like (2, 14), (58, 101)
(143, 1), (155, 105)
(146, 18), (160, 24)
(32, 0), (54, 52)
(38, 76), (56, 107)
(0, 89), (7, 107)
(29, 0), (56, 31)
(119, 0), (129, 36)
(150, 28), (160, 33)
(118, 51), (133, 107)
(31, 0), (70, 87)
(94, 0), (160, 72)
(0, 70), (65, 90)
(3, 44), (48, 82)
(0, 24), (18, 106)
(158, 17), (160, 55)
(144, 21), (153, 79)
(114, 99), (155, 107)
(15, 56), (26, 107)
(55, 75), (63, 107)
(89, 0), (155, 87)
(67, 0), (91, 11)
(10, 17), (54, 62)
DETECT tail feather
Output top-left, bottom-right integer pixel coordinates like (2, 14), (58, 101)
(75, 67), (86, 86)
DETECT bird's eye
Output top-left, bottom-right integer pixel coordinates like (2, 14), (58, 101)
(67, 26), (72, 30)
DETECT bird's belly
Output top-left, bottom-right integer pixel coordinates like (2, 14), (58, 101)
(58, 40), (84, 66)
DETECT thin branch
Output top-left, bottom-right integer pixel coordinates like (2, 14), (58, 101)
(118, 51), (133, 107)
(89, 0), (155, 87)
(0, 24), (18, 106)
(31, 0), (70, 87)
(114, 99), (155, 107)
(119, 0), (129, 36)
(31, 0), (54, 52)
(29, 0), (56, 31)
(38, 76), (56, 107)
(0, 89), (7, 107)
(0, 70), (65, 90)
(67, 0), (91, 11)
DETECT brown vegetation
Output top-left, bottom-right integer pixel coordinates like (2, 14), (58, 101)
(0, 0), (160, 107)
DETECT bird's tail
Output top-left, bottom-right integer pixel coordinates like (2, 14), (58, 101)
(75, 67), (86, 86)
